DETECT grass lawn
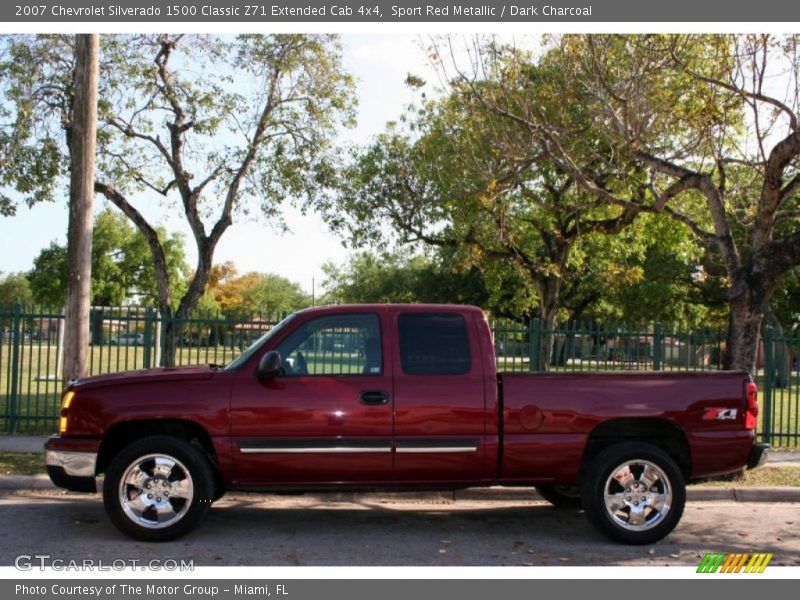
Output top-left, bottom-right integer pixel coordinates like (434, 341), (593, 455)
(692, 466), (800, 487)
(0, 451), (44, 475)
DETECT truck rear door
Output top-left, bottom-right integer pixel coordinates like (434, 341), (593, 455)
(391, 309), (492, 483)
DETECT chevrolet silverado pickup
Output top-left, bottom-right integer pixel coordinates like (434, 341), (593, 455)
(45, 304), (768, 544)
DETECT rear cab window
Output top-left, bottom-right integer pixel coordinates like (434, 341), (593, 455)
(397, 312), (471, 375)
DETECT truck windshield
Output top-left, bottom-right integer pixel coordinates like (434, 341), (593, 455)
(224, 314), (297, 371)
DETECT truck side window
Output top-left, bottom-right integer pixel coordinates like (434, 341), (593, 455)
(275, 314), (382, 376)
(398, 313), (471, 375)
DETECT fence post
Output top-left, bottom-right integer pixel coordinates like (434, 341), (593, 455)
(8, 303), (23, 433)
(142, 307), (156, 369)
(528, 318), (542, 372)
(154, 311), (163, 368)
(652, 323), (663, 371)
(762, 326), (774, 445)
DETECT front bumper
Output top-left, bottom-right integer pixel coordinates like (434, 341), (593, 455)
(44, 436), (98, 493)
(747, 443), (770, 469)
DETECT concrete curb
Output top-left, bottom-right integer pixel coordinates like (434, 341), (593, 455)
(453, 485), (800, 503)
(1, 475), (799, 502)
(0, 436), (48, 453)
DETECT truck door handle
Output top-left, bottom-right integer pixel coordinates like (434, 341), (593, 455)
(360, 391), (389, 405)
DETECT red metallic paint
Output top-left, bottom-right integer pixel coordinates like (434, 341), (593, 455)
(49, 304), (757, 491)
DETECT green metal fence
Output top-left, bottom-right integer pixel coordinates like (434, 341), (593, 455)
(761, 327), (800, 448)
(492, 319), (725, 373)
(1, 305), (797, 447)
(0, 304), (282, 433)
(491, 318), (797, 447)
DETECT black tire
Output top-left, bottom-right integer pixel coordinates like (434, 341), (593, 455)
(535, 485), (583, 509)
(103, 435), (215, 542)
(580, 442), (686, 545)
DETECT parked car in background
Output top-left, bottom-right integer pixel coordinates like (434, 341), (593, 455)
(109, 332), (145, 346)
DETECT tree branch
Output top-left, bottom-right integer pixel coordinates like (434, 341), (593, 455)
(94, 181), (172, 310)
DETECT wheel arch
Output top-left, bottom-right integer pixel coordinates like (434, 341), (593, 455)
(96, 418), (219, 477)
(582, 418), (692, 479)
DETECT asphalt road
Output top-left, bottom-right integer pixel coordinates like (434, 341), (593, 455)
(0, 489), (798, 567)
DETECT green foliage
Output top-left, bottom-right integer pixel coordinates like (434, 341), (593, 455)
(326, 48), (698, 326)
(193, 291), (223, 317)
(27, 243), (67, 308)
(0, 272), (33, 306)
(321, 251), (485, 305)
(576, 216), (727, 327)
(321, 250), (537, 319)
(95, 34), (355, 219)
(27, 209), (188, 308)
(237, 273), (311, 317)
(0, 36), (72, 214)
(768, 268), (800, 330)
(205, 264), (311, 318)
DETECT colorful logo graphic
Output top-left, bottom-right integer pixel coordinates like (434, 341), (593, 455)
(697, 552), (773, 573)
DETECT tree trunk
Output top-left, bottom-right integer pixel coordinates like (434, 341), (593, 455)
(62, 34), (99, 388)
(160, 242), (215, 366)
(724, 294), (764, 374)
(537, 279), (561, 372)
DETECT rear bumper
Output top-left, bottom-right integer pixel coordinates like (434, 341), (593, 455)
(44, 435), (99, 493)
(747, 443), (770, 470)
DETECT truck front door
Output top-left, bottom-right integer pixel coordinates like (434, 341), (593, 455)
(230, 311), (393, 485)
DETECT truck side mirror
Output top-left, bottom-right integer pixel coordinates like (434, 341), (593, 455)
(256, 350), (282, 379)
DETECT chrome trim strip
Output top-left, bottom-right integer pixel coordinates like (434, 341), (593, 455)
(396, 446), (478, 453)
(45, 450), (97, 477)
(240, 447), (392, 454)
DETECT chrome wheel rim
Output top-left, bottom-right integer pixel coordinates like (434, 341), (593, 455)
(118, 453), (194, 529)
(602, 459), (672, 531)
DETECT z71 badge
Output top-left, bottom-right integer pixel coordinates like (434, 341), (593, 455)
(703, 408), (739, 420)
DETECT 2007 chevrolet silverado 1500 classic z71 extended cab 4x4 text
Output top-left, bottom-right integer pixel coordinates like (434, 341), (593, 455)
(45, 304), (768, 544)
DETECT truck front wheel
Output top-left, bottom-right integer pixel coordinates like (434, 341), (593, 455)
(580, 442), (686, 545)
(103, 435), (215, 542)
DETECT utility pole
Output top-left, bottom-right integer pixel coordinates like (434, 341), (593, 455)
(62, 34), (99, 388)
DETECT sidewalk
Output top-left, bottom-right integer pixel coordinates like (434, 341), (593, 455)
(0, 436), (47, 453)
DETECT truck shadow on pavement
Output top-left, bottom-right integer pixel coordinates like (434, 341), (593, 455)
(0, 491), (798, 566)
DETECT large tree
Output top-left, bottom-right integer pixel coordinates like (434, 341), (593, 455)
(0, 34), (354, 364)
(438, 34), (800, 372)
(329, 65), (649, 366)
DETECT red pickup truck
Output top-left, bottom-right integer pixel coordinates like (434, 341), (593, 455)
(46, 304), (767, 545)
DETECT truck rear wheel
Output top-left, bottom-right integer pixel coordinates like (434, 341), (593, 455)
(103, 435), (215, 542)
(535, 485), (583, 509)
(580, 442), (685, 545)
